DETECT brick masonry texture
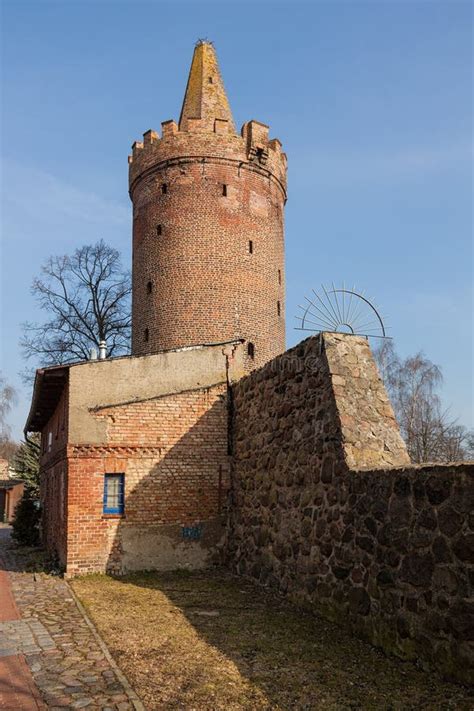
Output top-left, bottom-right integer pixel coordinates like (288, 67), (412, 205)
(39, 387), (68, 563)
(0, 458), (25, 524)
(41, 383), (229, 577)
(225, 334), (474, 683)
(129, 42), (287, 371)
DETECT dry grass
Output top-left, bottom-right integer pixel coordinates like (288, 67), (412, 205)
(72, 569), (472, 711)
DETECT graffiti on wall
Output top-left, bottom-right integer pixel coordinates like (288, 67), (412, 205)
(182, 523), (203, 541)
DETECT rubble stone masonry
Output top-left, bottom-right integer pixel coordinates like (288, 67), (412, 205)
(226, 334), (474, 683)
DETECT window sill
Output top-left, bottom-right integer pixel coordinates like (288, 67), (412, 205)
(102, 514), (125, 520)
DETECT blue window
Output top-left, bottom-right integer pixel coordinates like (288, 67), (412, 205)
(103, 474), (125, 515)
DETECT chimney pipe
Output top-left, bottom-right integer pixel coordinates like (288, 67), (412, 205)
(89, 347), (98, 361)
(98, 340), (107, 360)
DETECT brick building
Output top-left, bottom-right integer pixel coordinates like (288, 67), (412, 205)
(23, 41), (474, 682)
(25, 41), (287, 575)
(0, 458), (24, 523)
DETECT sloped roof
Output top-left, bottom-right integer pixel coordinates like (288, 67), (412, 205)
(24, 364), (69, 433)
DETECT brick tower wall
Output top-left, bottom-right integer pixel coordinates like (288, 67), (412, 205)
(129, 43), (287, 371)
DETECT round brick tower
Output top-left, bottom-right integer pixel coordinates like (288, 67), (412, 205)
(129, 41), (287, 369)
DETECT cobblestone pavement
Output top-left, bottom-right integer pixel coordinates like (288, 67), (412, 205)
(0, 619), (56, 657)
(0, 526), (144, 710)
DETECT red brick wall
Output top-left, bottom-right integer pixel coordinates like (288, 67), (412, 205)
(40, 386), (68, 459)
(5, 483), (24, 522)
(40, 461), (67, 564)
(65, 383), (229, 575)
(40, 387), (68, 565)
(130, 125), (287, 371)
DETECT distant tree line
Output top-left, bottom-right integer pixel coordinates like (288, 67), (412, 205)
(374, 341), (473, 463)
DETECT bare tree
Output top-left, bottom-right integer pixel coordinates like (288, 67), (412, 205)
(21, 240), (131, 372)
(374, 340), (473, 463)
(0, 373), (18, 460)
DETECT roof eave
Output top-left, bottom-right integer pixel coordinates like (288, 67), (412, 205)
(24, 365), (69, 434)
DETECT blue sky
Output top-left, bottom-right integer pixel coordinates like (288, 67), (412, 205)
(1, 0), (472, 439)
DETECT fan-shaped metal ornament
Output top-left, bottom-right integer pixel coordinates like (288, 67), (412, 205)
(295, 284), (389, 339)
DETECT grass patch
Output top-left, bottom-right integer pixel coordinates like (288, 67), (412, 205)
(72, 569), (472, 710)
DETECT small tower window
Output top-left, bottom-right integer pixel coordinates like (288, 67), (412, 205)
(249, 240), (253, 254)
(144, 328), (149, 342)
(222, 184), (227, 197)
(157, 224), (162, 236)
(277, 301), (281, 316)
(146, 281), (152, 294)
(247, 342), (255, 359)
(161, 183), (168, 194)
(208, 76), (213, 84)
(278, 269), (281, 285)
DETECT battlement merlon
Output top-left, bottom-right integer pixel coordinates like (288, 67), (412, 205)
(241, 120), (287, 168)
(128, 120), (287, 198)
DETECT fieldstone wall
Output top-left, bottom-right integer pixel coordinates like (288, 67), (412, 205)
(226, 334), (473, 683)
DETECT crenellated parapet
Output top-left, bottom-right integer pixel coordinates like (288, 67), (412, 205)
(129, 118), (287, 200)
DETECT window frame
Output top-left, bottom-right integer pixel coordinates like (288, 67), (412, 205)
(103, 473), (125, 515)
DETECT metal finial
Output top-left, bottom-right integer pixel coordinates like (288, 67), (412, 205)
(195, 38), (214, 47)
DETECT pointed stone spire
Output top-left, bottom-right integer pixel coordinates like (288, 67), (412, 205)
(179, 40), (236, 134)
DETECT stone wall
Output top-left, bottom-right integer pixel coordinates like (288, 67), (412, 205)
(226, 334), (473, 683)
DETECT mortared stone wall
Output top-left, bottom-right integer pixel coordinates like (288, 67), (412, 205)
(225, 333), (473, 683)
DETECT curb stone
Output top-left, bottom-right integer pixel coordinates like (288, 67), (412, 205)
(66, 581), (146, 711)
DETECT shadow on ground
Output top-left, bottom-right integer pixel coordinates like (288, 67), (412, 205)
(0, 525), (47, 573)
(71, 568), (473, 711)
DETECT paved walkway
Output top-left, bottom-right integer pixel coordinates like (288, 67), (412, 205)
(0, 526), (143, 710)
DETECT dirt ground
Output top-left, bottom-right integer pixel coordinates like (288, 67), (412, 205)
(72, 569), (472, 711)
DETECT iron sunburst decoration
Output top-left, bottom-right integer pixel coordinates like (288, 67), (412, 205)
(296, 284), (389, 339)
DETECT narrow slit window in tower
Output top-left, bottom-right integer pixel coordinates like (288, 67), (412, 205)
(278, 269), (281, 284)
(222, 184), (227, 196)
(249, 240), (253, 254)
(208, 76), (213, 84)
(146, 281), (152, 294)
(157, 224), (162, 236)
(247, 342), (255, 359)
(277, 301), (281, 316)
(161, 183), (168, 194)
(144, 328), (149, 342)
